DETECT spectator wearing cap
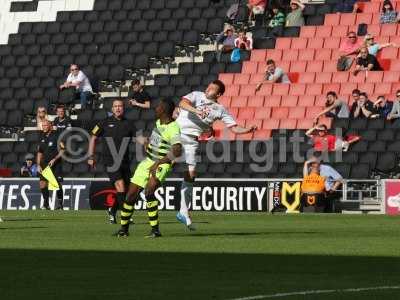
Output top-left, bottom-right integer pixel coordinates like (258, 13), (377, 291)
(36, 106), (48, 131)
(128, 79), (151, 109)
(53, 105), (72, 132)
(363, 34), (397, 57)
(387, 90), (400, 121)
(380, 0), (400, 24)
(59, 64), (93, 109)
(353, 46), (383, 76)
(20, 153), (38, 177)
(256, 59), (291, 91)
(286, 0), (305, 27)
(338, 31), (361, 71)
(314, 91), (350, 123)
(372, 95), (393, 119)
(350, 92), (375, 118)
(234, 30), (253, 50)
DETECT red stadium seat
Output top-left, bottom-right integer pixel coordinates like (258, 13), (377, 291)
(257, 61), (267, 73)
(298, 49), (315, 61)
(234, 74), (250, 85)
(245, 119), (263, 129)
(251, 49), (267, 62)
(282, 49), (299, 61)
(366, 71), (384, 83)
(323, 61), (337, 72)
(331, 25), (349, 38)
(219, 73), (234, 85)
(391, 82), (400, 93)
(315, 49), (332, 60)
(379, 59), (391, 71)
(307, 37), (324, 49)
(272, 107), (289, 119)
(340, 83), (358, 95)
(297, 119), (315, 129)
(306, 83), (323, 95)
(349, 72), (366, 83)
(257, 84), (273, 96)
(362, 2), (380, 13)
(383, 71), (400, 83)
(356, 13), (373, 25)
(357, 83), (375, 95)
(379, 47), (398, 59)
(238, 107), (255, 120)
(228, 107), (239, 118)
(240, 84), (258, 96)
(289, 84), (306, 96)
(254, 107), (271, 119)
(315, 73), (333, 84)
(248, 95), (265, 107)
(281, 95), (298, 107)
(298, 95), (315, 107)
(290, 61), (307, 72)
(300, 26), (316, 38)
(367, 24), (381, 36)
(381, 24), (397, 36)
(306, 61), (323, 73)
(316, 26), (333, 38)
(242, 61), (258, 74)
(324, 37), (341, 49)
(291, 38), (308, 49)
(266, 49), (283, 61)
(218, 96), (232, 107)
(224, 85), (240, 96)
(323, 83), (340, 94)
(374, 83), (392, 95)
(331, 49), (341, 60)
(332, 72), (350, 83)
(275, 38), (292, 49)
(324, 14), (340, 26)
(340, 14), (356, 26)
(388, 59), (400, 71)
(231, 96), (248, 107)
(315, 95), (327, 107)
(288, 72), (299, 83)
(371, 13), (381, 24)
(264, 95), (281, 107)
(272, 84), (290, 95)
(306, 106), (324, 118)
(280, 119), (297, 129)
(288, 106), (305, 119)
(262, 119), (280, 129)
(253, 129), (272, 139)
(249, 73), (265, 84)
(298, 73), (316, 84)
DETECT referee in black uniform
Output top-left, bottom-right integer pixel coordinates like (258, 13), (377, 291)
(37, 120), (65, 210)
(88, 99), (136, 223)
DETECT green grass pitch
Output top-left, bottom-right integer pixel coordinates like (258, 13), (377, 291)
(0, 211), (400, 300)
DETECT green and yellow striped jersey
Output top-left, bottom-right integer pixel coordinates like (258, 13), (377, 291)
(146, 119), (181, 161)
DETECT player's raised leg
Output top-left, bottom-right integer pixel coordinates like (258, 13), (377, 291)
(116, 182), (142, 237)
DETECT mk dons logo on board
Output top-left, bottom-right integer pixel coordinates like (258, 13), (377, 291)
(0, 0), (95, 44)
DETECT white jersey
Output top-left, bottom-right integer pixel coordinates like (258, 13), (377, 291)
(67, 70), (93, 93)
(176, 91), (237, 137)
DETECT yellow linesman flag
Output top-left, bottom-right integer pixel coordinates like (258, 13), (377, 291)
(41, 166), (60, 190)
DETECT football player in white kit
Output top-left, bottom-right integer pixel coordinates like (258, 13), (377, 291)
(175, 80), (257, 229)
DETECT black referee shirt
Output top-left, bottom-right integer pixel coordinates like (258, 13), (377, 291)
(91, 115), (136, 165)
(37, 131), (64, 166)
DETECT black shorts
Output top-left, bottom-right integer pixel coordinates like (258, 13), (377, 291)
(300, 193), (326, 213)
(106, 164), (131, 185)
(39, 163), (63, 184)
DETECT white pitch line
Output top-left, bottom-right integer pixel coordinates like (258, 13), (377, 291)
(230, 285), (400, 300)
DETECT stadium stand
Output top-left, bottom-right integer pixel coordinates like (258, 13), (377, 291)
(0, 0), (398, 181)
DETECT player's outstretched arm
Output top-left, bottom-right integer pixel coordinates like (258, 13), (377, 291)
(179, 99), (207, 119)
(229, 125), (257, 134)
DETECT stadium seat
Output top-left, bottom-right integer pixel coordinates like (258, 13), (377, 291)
(315, 73), (333, 84)
(272, 107), (289, 119)
(300, 26), (316, 38)
(248, 96), (265, 108)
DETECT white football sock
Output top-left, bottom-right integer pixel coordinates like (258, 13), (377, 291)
(179, 180), (194, 225)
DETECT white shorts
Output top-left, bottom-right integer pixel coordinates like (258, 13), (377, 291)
(180, 133), (199, 169)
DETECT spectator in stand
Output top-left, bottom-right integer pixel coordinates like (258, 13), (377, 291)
(256, 59), (291, 91)
(314, 91), (350, 123)
(59, 64), (93, 109)
(234, 30), (253, 50)
(301, 158), (327, 212)
(128, 79), (151, 109)
(216, 26), (237, 61)
(247, 0), (266, 22)
(363, 34), (397, 57)
(53, 105), (72, 132)
(353, 47), (382, 76)
(285, 0), (305, 27)
(20, 153), (38, 177)
(380, 0), (400, 24)
(36, 106), (48, 130)
(350, 92), (375, 118)
(306, 124), (360, 152)
(387, 90), (400, 120)
(371, 95), (393, 119)
(333, 0), (359, 13)
(267, 6), (286, 28)
(338, 31), (361, 71)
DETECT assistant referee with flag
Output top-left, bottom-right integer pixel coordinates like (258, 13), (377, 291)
(37, 120), (65, 210)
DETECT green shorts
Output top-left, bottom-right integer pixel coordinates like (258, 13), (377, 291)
(130, 158), (172, 188)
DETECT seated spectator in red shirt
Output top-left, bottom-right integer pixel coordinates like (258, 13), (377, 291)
(353, 47), (383, 76)
(306, 124), (360, 152)
(234, 30), (253, 50)
(338, 31), (361, 71)
(350, 92), (375, 118)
